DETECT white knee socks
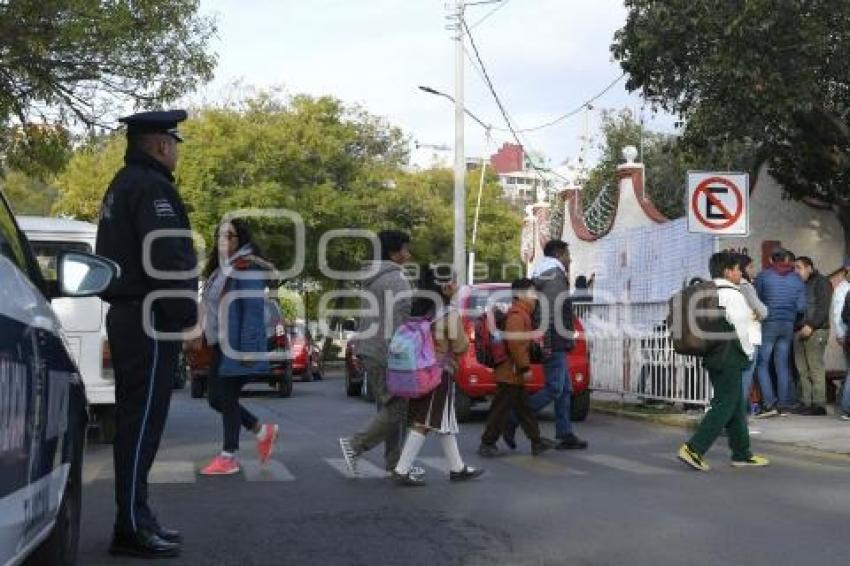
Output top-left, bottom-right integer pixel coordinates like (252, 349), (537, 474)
(439, 434), (465, 473)
(394, 430), (426, 474)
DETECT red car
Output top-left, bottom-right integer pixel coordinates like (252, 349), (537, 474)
(344, 283), (591, 421)
(453, 283), (591, 422)
(287, 321), (324, 382)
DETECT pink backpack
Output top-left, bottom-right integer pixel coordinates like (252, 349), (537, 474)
(386, 311), (450, 398)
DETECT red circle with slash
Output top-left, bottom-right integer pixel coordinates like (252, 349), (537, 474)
(691, 177), (743, 230)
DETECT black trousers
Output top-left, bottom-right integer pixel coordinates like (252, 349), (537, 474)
(107, 304), (180, 535)
(207, 346), (259, 452)
(482, 383), (541, 446)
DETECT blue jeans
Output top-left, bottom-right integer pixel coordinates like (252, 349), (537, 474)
(757, 321), (796, 409)
(509, 352), (572, 438)
(741, 345), (760, 412)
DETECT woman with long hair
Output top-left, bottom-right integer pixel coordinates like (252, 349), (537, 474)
(198, 219), (279, 475)
(391, 266), (484, 486)
(737, 253), (768, 414)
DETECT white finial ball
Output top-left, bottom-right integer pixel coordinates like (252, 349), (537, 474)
(622, 145), (638, 163)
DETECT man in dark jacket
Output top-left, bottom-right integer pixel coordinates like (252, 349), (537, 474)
(97, 110), (198, 558)
(754, 249), (807, 417)
(503, 240), (587, 450)
(793, 256), (832, 415)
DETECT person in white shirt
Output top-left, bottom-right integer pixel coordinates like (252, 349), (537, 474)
(677, 252), (770, 471)
(829, 261), (850, 420)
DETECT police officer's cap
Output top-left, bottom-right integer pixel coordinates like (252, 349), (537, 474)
(119, 109), (187, 142)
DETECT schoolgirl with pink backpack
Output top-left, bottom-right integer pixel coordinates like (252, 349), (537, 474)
(388, 267), (485, 486)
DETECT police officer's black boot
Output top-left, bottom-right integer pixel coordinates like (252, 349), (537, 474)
(109, 529), (181, 558)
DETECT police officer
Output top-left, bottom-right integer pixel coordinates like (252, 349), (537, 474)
(96, 110), (198, 559)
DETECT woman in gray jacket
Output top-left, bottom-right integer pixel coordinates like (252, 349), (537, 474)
(737, 254), (768, 413)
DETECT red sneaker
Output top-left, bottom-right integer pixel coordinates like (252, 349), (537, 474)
(257, 424), (279, 465)
(201, 455), (240, 476)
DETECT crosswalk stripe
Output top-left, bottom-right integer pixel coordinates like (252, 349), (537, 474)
(501, 455), (587, 476)
(149, 461), (196, 484)
(241, 459), (296, 482)
(325, 458), (389, 479)
(419, 457), (451, 474)
(83, 460), (109, 485)
(578, 454), (673, 475)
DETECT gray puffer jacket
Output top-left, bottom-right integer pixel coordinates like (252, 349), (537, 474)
(354, 260), (412, 362)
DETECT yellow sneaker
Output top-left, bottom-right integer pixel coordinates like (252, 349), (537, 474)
(677, 444), (710, 471)
(731, 455), (770, 467)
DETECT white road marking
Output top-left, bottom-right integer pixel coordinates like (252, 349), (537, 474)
(578, 454), (674, 475)
(325, 458), (389, 479)
(149, 461), (196, 484)
(241, 459), (296, 482)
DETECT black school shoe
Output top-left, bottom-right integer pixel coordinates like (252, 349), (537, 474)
(449, 466), (485, 482)
(391, 471), (426, 487)
(109, 529), (181, 558)
(531, 438), (556, 456)
(556, 433), (588, 450)
(478, 443), (500, 458)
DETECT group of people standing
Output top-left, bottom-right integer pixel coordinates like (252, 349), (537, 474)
(677, 247), (850, 473)
(737, 248), (850, 419)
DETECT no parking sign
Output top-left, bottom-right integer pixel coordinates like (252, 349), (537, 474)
(687, 172), (749, 236)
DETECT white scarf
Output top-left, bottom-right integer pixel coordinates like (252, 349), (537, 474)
(532, 256), (566, 278)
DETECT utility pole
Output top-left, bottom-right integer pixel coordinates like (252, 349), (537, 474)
(453, 0), (467, 286)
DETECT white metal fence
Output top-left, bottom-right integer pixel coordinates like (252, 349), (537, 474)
(574, 302), (712, 406)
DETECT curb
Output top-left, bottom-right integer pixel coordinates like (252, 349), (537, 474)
(591, 404), (700, 430)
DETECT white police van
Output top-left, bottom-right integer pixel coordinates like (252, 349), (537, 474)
(0, 193), (118, 565)
(17, 217), (117, 443)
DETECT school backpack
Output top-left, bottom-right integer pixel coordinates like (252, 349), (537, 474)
(474, 307), (509, 368)
(666, 281), (728, 356)
(386, 312), (449, 398)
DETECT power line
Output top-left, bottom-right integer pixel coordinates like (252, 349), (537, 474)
(467, 0), (511, 30)
(462, 19), (571, 185)
(515, 74), (625, 133)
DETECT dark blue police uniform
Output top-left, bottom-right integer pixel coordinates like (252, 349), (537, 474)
(96, 110), (198, 558)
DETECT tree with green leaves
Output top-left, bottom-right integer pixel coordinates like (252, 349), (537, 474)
(612, 0), (850, 247)
(582, 109), (752, 221)
(53, 93), (523, 300)
(0, 0), (216, 179)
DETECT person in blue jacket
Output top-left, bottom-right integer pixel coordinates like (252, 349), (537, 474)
(754, 249), (807, 417)
(197, 219), (280, 475)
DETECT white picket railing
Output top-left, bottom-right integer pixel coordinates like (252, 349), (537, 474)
(574, 302), (712, 406)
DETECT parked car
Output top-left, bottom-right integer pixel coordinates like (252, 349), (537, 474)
(343, 283), (591, 421)
(17, 216), (119, 443)
(454, 283), (591, 422)
(1, 194), (118, 565)
(288, 320), (323, 381)
(187, 298), (294, 398)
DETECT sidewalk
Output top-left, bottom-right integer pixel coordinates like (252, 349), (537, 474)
(591, 393), (850, 456)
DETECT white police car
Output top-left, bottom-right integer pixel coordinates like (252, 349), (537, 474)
(0, 192), (118, 565)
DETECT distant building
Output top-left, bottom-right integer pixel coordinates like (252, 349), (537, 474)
(490, 143), (524, 174)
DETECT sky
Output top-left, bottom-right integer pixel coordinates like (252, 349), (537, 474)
(196, 0), (676, 170)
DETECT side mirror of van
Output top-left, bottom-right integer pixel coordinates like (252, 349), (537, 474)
(56, 251), (120, 298)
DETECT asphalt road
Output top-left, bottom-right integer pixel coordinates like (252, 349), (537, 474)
(79, 368), (850, 566)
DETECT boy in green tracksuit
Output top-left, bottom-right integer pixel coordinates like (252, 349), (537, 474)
(677, 252), (770, 471)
